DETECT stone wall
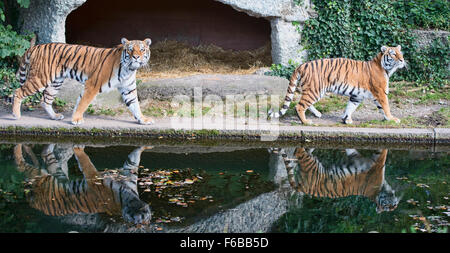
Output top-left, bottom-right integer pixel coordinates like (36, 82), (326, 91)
(412, 29), (449, 49)
(19, 0), (315, 65)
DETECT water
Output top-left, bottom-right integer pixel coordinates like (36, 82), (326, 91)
(0, 140), (448, 233)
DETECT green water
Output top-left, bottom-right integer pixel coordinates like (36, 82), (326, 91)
(0, 142), (448, 233)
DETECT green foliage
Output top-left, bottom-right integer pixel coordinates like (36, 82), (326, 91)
(393, 0), (450, 30)
(0, 66), (20, 99)
(0, 0), (37, 103)
(265, 60), (299, 80)
(301, 0), (414, 62)
(0, 25), (30, 63)
(411, 38), (450, 90)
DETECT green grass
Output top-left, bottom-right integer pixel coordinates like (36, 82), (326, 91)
(390, 82), (449, 105)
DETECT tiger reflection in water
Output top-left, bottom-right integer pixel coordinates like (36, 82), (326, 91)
(14, 144), (152, 224)
(271, 148), (399, 213)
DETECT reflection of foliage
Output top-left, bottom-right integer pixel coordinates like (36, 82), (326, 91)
(272, 150), (450, 233)
(0, 145), (38, 232)
(273, 195), (379, 233)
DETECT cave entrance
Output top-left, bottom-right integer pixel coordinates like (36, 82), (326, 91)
(66, 0), (272, 78)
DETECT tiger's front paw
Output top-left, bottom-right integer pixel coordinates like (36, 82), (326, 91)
(390, 117), (400, 123)
(138, 116), (154, 125)
(302, 119), (313, 125)
(71, 116), (85, 125)
(51, 113), (65, 121)
(343, 118), (353, 125)
(73, 145), (85, 152)
(12, 112), (21, 120)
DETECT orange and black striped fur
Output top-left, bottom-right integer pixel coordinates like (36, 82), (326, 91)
(13, 144), (152, 224)
(13, 38), (153, 125)
(272, 148), (399, 213)
(269, 46), (406, 124)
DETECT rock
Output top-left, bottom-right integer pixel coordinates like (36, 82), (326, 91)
(57, 74), (289, 108)
(58, 79), (122, 108)
(136, 74), (289, 101)
(20, 0), (86, 43)
(215, 0), (313, 22)
(253, 67), (272, 75)
(270, 18), (307, 65)
(18, 0), (314, 65)
(412, 29), (449, 49)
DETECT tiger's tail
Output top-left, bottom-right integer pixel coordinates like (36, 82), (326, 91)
(15, 33), (37, 86)
(268, 68), (301, 119)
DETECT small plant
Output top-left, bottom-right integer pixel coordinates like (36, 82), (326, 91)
(53, 97), (67, 108)
(86, 104), (95, 114)
(265, 59), (299, 80)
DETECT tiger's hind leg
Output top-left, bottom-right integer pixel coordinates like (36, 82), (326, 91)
(12, 80), (41, 119)
(308, 105), (322, 118)
(342, 95), (362, 124)
(41, 81), (65, 120)
(295, 96), (316, 125)
(71, 84), (98, 125)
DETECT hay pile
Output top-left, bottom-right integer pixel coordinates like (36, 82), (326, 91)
(137, 40), (272, 79)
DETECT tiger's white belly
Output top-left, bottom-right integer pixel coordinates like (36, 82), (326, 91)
(328, 83), (374, 100)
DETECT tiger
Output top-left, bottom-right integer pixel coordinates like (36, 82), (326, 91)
(13, 144), (152, 224)
(268, 45), (406, 124)
(270, 148), (399, 213)
(13, 38), (153, 125)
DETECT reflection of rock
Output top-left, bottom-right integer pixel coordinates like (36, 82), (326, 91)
(275, 148), (399, 213)
(172, 191), (288, 233)
(14, 144), (151, 224)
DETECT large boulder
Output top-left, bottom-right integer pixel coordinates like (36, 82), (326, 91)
(58, 74), (289, 108)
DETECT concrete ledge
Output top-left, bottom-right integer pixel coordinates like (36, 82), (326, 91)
(0, 114), (448, 145)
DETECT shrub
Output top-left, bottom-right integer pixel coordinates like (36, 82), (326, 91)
(0, 0), (38, 103)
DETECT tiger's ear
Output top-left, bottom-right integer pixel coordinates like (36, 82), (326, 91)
(396, 45), (402, 51)
(381, 46), (388, 53)
(144, 38), (152, 47)
(121, 38), (129, 45)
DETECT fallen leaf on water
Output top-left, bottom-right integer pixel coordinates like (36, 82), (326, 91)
(407, 199), (419, 205)
(171, 217), (181, 222)
(169, 198), (180, 203)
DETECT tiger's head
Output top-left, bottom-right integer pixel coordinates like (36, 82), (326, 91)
(121, 38), (152, 71)
(380, 45), (406, 77)
(375, 181), (400, 213)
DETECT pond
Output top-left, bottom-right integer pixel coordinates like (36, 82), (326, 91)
(0, 140), (448, 233)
